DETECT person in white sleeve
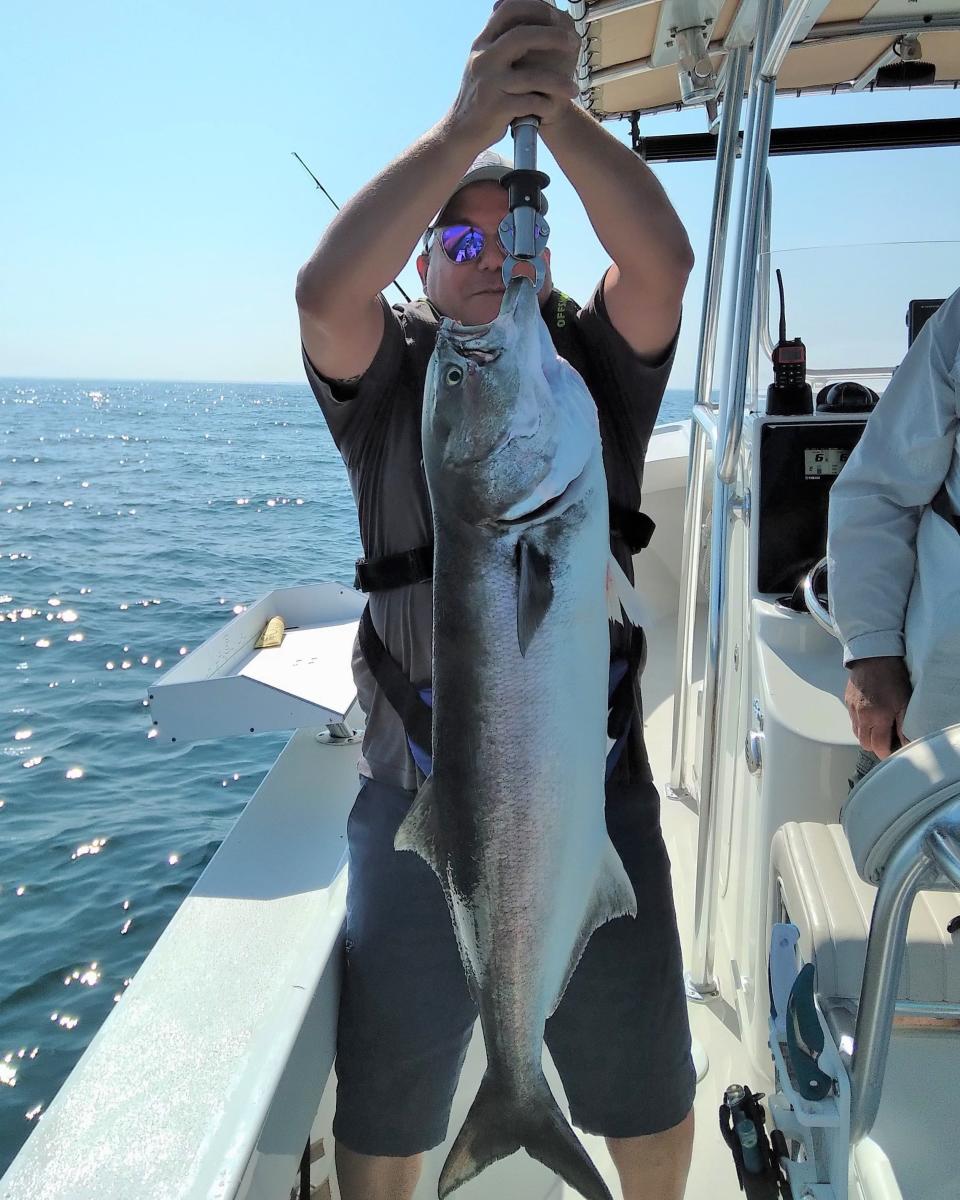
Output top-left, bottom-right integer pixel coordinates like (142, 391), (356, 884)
(828, 286), (960, 780)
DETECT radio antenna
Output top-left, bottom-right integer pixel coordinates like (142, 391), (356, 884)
(776, 268), (787, 343)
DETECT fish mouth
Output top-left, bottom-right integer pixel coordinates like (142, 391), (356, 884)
(496, 468), (585, 527)
(437, 279), (530, 364)
(459, 345), (502, 365)
(437, 325), (503, 368)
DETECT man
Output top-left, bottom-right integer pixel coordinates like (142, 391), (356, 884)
(828, 286), (960, 773)
(295, 3), (696, 1197)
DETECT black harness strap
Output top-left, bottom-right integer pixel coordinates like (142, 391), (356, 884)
(607, 624), (646, 749)
(357, 605), (433, 753)
(353, 504), (654, 594)
(613, 506), (655, 554)
(932, 485), (960, 535)
(354, 543), (434, 593)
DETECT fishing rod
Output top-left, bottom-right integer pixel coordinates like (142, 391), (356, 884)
(292, 151), (412, 303)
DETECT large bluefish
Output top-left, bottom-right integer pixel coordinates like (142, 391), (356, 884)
(396, 277), (641, 1200)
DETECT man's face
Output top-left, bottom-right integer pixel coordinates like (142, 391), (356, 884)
(416, 181), (552, 326)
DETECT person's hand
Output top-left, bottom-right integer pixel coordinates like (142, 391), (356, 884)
(845, 656), (913, 759)
(450, 0), (581, 148)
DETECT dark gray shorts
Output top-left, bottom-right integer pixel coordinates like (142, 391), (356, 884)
(333, 775), (696, 1156)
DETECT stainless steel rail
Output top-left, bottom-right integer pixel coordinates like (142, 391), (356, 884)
(687, 0), (781, 999)
(757, 173), (775, 367)
(581, 0), (660, 21)
(694, 48), (749, 413)
(670, 413), (710, 795)
(717, 51), (778, 483)
(847, 819), (960, 1143)
(925, 828), (960, 889)
(802, 558), (838, 638)
(670, 53), (746, 796)
(586, 80), (960, 120)
(761, 0), (834, 82)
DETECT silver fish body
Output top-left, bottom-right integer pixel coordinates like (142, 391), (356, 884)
(397, 278), (637, 1200)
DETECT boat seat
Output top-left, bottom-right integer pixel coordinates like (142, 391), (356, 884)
(842, 724), (960, 886)
(772, 820), (960, 1006)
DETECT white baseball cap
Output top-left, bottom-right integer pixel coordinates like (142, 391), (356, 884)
(432, 147), (548, 226)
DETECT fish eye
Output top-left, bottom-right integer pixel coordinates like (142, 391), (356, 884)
(445, 365), (464, 386)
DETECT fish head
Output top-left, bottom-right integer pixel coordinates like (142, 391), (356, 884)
(422, 277), (599, 526)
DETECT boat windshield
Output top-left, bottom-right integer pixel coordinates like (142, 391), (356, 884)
(756, 240), (960, 400)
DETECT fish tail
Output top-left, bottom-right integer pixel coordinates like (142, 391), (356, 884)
(438, 1069), (612, 1200)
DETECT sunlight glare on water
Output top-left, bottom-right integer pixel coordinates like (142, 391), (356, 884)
(0, 377), (368, 1171)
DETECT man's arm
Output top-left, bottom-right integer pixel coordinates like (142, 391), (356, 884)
(828, 287), (960, 756)
(539, 102), (694, 359)
(295, 119), (479, 382)
(295, 0), (580, 382)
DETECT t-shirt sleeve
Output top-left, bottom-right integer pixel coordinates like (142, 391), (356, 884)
(301, 292), (405, 462)
(576, 273), (679, 431)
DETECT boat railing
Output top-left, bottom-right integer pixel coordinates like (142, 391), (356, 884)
(691, 47), (750, 416)
(840, 725), (960, 1143)
(683, 0), (783, 999)
(670, 41), (747, 801)
(670, 404), (716, 802)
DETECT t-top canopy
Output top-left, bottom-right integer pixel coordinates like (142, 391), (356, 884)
(572, 0), (960, 118)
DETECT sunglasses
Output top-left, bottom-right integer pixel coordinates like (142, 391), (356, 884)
(425, 221), (546, 265)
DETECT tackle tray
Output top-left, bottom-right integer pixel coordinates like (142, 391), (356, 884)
(147, 582), (366, 742)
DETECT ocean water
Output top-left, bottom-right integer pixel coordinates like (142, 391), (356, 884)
(0, 378), (693, 1173)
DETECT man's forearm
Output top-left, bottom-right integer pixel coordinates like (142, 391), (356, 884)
(539, 102), (693, 281)
(296, 114), (485, 313)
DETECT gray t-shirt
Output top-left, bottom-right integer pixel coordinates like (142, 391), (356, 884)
(303, 279), (677, 791)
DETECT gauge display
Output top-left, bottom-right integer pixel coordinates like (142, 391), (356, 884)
(804, 447), (848, 478)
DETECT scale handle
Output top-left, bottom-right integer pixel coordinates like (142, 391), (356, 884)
(504, 0), (557, 272)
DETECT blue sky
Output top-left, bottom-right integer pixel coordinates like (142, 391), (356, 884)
(3, 1), (958, 388)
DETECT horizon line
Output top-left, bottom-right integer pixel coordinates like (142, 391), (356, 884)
(1, 373), (699, 391)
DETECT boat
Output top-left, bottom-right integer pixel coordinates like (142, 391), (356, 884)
(3, 0), (960, 1196)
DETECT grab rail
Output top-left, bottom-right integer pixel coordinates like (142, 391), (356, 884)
(761, 0), (833, 82)
(849, 819), (960, 1142)
(687, 0), (781, 998)
(693, 47), (750, 413)
(671, 51), (747, 795)
(717, 40), (778, 484)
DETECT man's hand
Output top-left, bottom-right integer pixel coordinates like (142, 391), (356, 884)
(845, 656), (913, 759)
(450, 0), (580, 147)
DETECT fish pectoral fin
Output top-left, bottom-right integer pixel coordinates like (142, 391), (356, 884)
(517, 535), (554, 657)
(606, 554), (649, 628)
(394, 775), (446, 878)
(552, 841), (638, 1014)
(440, 1069), (612, 1200)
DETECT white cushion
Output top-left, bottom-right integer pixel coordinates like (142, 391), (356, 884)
(772, 821), (960, 1004)
(842, 724), (960, 885)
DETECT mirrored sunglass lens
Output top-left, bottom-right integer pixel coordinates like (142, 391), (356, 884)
(440, 225), (485, 263)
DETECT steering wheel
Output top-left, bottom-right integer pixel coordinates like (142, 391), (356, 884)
(802, 557), (841, 640)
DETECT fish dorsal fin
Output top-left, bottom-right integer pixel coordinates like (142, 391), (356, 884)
(517, 535), (554, 657)
(550, 840), (638, 1015)
(606, 554), (649, 628)
(394, 774), (445, 879)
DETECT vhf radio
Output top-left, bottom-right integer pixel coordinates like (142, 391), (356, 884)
(767, 268), (813, 416)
